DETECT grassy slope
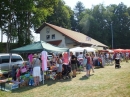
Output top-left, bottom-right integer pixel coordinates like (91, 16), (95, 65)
(0, 62), (130, 97)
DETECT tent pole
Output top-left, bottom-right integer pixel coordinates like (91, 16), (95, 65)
(9, 53), (12, 80)
(42, 50), (45, 85)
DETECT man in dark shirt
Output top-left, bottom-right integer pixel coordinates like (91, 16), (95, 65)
(70, 52), (77, 77)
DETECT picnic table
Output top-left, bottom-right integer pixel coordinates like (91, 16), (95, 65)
(0, 70), (9, 91)
(0, 79), (8, 91)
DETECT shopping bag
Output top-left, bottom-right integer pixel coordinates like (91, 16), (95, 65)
(21, 67), (27, 73)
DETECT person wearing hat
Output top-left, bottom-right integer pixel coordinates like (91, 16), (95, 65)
(31, 54), (41, 86)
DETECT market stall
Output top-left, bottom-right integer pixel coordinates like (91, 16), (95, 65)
(0, 41), (69, 91)
(83, 47), (96, 53)
(10, 41), (68, 53)
(69, 47), (84, 52)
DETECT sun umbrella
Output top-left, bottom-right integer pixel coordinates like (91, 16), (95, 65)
(113, 49), (125, 53)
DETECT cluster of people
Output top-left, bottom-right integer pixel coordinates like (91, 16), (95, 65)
(11, 51), (129, 87)
(11, 54), (41, 86)
(32, 52), (94, 84)
(100, 52), (130, 63)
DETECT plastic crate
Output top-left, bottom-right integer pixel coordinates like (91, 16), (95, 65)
(5, 83), (19, 90)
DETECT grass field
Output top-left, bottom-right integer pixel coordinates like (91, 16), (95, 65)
(0, 61), (130, 97)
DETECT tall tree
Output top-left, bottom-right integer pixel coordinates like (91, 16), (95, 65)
(111, 3), (130, 48)
(0, 0), (59, 52)
(78, 3), (130, 48)
(74, 1), (85, 32)
(74, 1), (85, 21)
(46, 0), (73, 29)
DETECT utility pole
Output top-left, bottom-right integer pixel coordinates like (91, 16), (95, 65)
(111, 22), (114, 49)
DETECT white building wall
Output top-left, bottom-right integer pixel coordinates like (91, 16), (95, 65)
(65, 37), (74, 44)
(40, 26), (66, 48)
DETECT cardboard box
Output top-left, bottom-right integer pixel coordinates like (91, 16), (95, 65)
(19, 79), (29, 87)
(24, 79), (29, 86)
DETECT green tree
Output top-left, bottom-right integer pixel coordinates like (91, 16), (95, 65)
(46, 0), (73, 29)
(0, 0), (59, 52)
(111, 3), (130, 48)
(78, 3), (130, 48)
(74, 1), (85, 21)
(74, 1), (85, 32)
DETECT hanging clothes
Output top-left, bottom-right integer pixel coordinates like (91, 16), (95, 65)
(41, 51), (48, 71)
(63, 52), (69, 65)
(28, 54), (33, 63)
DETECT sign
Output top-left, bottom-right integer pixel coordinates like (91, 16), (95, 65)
(86, 36), (91, 41)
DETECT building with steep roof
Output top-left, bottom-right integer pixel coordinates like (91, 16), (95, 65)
(35, 23), (108, 49)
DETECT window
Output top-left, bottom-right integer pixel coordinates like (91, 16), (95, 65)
(52, 34), (55, 39)
(1, 56), (10, 63)
(46, 28), (50, 33)
(1, 55), (23, 63)
(11, 56), (23, 62)
(46, 35), (50, 40)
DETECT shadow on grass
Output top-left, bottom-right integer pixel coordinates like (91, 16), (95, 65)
(94, 66), (104, 69)
(11, 78), (72, 93)
(79, 75), (89, 80)
(79, 74), (94, 80)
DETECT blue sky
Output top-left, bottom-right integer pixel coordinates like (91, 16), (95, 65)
(0, 0), (130, 42)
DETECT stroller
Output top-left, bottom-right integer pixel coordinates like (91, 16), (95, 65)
(115, 58), (121, 68)
(77, 58), (84, 72)
(62, 64), (71, 79)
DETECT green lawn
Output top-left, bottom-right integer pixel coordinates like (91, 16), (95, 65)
(0, 62), (130, 97)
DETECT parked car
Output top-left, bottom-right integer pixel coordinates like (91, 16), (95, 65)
(0, 53), (24, 71)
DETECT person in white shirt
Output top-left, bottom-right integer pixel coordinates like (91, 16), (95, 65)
(105, 53), (110, 64)
(78, 52), (83, 59)
(116, 52), (121, 59)
(106, 53), (109, 59)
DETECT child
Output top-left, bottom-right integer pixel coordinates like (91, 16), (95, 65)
(16, 65), (21, 82)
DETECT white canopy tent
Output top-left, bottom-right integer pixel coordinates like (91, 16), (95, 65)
(106, 49), (114, 53)
(69, 47), (85, 52)
(83, 47), (96, 52)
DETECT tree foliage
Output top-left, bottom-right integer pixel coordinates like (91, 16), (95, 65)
(46, 0), (73, 29)
(0, 0), (58, 52)
(76, 2), (130, 48)
(1, 0), (130, 52)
